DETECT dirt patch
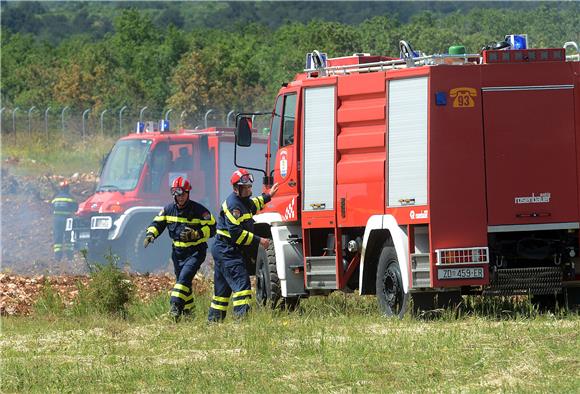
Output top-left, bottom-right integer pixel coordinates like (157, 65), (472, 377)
(0, 273), (212, 316)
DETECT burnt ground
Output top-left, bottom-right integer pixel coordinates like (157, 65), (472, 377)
(0, 166), (203, 316)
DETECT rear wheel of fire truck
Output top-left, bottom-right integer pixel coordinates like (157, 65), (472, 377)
(255, 242), (300, 311)
(376, 246), (408, 318)
(125, 226), (168, 273)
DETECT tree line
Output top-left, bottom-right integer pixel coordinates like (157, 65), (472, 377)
(1, 4), (578, 125)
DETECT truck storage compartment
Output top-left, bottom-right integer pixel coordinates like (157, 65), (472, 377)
(483, 86), (578, 226)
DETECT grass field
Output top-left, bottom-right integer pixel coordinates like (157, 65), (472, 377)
(1, 132), (115, 176)
(2, 291), (579, 393)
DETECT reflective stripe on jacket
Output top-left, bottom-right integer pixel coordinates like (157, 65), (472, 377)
(146, 199), (216, 250)
(215, 192), (270, 248)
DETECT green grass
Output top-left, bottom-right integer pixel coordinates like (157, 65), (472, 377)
(2, 292), (579, 393)
(1, 131), (116, 176)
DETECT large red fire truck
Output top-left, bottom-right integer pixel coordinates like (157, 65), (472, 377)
(69, 122), (266, 272)
(236, 36), (580, 315)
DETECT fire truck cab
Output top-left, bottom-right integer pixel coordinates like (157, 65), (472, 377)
(70, 122), (266, 272)
(238, 36), (580, 315)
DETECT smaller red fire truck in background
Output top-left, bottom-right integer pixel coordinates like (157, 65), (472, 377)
(235, 36), (580, 315)
(69, 121), (267, 272)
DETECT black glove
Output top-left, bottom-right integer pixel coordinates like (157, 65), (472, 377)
(180, 227), (200, 242)
(143, 233), (155, 248)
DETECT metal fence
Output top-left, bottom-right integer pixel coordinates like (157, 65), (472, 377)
(0, 107), (265, 141)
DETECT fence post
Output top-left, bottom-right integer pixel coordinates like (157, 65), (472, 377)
(226, 110), (235, 127)
(180, 110), (187, 128)
(44, 107), (51, 144)
(0, 107), (5, 134)
(119, 106), (128, 136)
(204, 109), (213, 128)
(61, 106), (69, 137)
(100, 109), (108, 136)
(12, 107), (20, 137)
(139, 106), (148, 123)
(82, 109), (91, 140)
(28, 106), (36, 136)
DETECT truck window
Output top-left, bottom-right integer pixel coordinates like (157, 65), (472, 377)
(147, 142), (173, 193)
(281, 94), (297, 147)
(269, 95), (283, 172)
(171, 144), (194, 171)
(99, 139), (151, 191)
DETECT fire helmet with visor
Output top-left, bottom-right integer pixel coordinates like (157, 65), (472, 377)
(171, 176), (191, 196)
(230, 169), (254, 186)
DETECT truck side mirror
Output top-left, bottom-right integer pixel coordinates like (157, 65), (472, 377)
(236, 117), (253, 147)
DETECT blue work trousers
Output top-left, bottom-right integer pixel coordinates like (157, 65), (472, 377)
(207, 240), (252, 322)
(170, 248), (206, 312)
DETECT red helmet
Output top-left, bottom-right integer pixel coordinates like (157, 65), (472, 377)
(171, 176), (191, 196)
(230, 169), (254, 186)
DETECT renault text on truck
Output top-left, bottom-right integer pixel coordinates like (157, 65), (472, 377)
(236, 36), (580, 315)
(69, 122), (266, 272)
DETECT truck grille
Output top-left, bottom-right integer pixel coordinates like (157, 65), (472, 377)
(484, 267), (562, 296)
(72, 217), (91, 230)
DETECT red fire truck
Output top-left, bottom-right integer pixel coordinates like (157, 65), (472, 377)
(235, 36), (580, 315)
(70, 122), (266, 272)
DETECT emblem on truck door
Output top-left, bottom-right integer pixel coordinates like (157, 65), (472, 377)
(280, 150), (288, 178)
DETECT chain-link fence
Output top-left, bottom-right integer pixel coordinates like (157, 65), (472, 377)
(0, 107), (272, 142)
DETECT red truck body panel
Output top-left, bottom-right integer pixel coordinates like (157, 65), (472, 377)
(259, 48), (580, 293)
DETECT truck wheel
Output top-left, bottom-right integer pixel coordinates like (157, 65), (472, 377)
(255, 242), (300, 310)
(125, 226), (169, 273)
(376, 246), (408, 318)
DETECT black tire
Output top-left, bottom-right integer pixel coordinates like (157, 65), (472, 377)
(376, 246), (408, 318)
(255, 242), (300, 310)
(125, 226), (170, 273)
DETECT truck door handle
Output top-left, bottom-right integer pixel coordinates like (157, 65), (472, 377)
(288, 180), (296, 187)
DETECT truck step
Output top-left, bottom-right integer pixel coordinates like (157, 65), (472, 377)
(306, 256), (338, 290)
(411, 253), (431, 289)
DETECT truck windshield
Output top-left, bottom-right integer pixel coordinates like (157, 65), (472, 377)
(98, 139), (152, 191)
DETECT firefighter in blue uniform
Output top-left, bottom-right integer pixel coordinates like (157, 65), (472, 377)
(143, 176), (216, 320)
(208, 169), (278, 322)
(51, 180), (77, 261)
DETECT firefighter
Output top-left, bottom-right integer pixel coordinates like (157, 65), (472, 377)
(51, 180), (78, 261)
(143, 176), (216, 321)
(207, 169), (278, 322)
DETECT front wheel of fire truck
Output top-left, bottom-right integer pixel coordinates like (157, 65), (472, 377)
(124, 226), (169, 273)
(376, 246), (409, 318)
(255, 242), (300, 311)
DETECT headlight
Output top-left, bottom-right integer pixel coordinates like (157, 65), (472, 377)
(91, 216), (113, 230)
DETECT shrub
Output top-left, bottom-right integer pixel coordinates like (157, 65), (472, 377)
(73, 253), (135, 318)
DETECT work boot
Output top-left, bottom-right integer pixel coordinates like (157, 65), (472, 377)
(182, 308), (193, 320)
(169, 304), (182, 322)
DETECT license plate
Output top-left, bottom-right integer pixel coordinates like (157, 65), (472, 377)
(438, 267), (484, 280)
(78, 231), (90, 240)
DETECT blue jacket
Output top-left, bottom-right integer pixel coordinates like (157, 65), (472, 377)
(147, 200), (216, 251)
(215, 192), (271, 249)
